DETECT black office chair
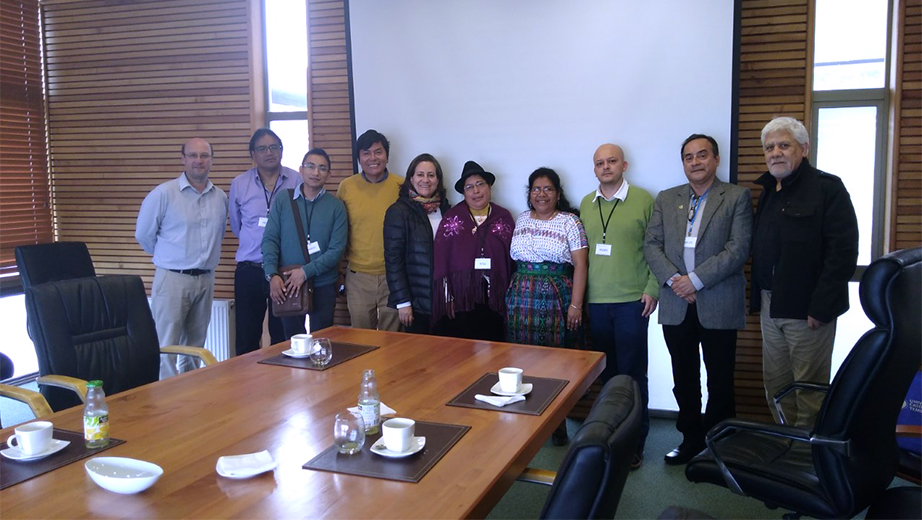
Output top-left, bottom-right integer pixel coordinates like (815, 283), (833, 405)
(685, 247), (922, 519)
(25, 274), (216, 411)
(15, 241), (96, 289)
(517, 374), (642, 519)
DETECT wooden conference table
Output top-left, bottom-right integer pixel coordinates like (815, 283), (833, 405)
(0, 327), (604, 519)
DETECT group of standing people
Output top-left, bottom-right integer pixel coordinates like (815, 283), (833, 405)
(135, 116), (858, 470)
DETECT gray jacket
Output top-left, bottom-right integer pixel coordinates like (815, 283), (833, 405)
(644, 178), (752, 329)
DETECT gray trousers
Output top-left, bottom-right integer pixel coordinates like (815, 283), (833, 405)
(151, 267), (214, 378)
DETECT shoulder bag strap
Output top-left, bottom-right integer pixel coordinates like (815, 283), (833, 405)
(289, 189), (312, 266)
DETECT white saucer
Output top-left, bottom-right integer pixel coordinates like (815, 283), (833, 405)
(490, 381), (533, 397)
(370, 436), (426, 458)
(282, 349), (311, 359)
(1, 439), (70, 461)
(216, 451), (278, 479)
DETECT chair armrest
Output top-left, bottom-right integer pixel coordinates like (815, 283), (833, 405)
(772, 382), (830, 425)
(36, 375), (88, 403)
(704, 418), (849, 496)
(0, 384), (53, 418)
(516, 467), (556, 486)
(161, 346), (218, 366)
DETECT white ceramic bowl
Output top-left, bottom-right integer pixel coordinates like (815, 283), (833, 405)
(85, 457), (163, 494)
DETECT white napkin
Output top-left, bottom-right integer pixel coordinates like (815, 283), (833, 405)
(347, 402), (397, 416)
(216, 450), (277, 478)
(475, 394), (525, 407)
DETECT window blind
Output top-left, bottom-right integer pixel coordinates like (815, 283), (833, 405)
(0, 0), (53, 291)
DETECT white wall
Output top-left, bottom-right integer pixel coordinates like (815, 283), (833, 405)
(349, 0), (736, 412)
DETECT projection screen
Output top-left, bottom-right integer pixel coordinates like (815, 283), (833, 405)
(348, 0), (738, 412)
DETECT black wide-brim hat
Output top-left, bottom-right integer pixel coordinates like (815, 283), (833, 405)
(454, 160), (496, 194)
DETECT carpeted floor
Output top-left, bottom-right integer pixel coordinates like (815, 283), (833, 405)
(486, 415), (913, 520)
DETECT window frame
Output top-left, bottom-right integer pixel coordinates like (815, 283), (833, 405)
(809, 0), (894, 275)
(261, 0), (309, 140)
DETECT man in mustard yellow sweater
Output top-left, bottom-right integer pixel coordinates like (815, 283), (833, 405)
(337, 129), (403, 330)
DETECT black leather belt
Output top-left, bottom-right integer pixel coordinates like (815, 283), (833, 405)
(238, 261), (263, 268)
(169, 268), (211, 276)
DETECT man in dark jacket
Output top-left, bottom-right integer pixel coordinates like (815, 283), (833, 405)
(752, 116), (859, 428)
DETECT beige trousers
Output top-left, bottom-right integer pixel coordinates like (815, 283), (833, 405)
(760, 290), (837, 428)
(345, 270), (399, 331)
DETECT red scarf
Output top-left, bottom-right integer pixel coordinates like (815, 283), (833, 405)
(408, 188), (442, 214)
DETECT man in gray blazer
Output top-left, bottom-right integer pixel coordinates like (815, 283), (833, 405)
(644, 134), (753, 465)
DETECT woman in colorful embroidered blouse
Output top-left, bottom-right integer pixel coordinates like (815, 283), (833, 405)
(432, 160), (515, 341)
(507, 167), (589, 348)
(507, 167), (588, 445)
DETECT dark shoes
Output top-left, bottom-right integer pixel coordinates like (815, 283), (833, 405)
(664, 441), (705, 466)
(551, 423), (569, 446)
(630, 450), (644, 470)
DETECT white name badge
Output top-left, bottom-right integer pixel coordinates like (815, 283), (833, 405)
(594, 243), (612, 256)
(474, 258), (492, 270)
(684, 236), (697, 248)
(258, 217), (268, 228)
(308, 241), (321, 254)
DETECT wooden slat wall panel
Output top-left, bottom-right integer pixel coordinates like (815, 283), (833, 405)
(734, 0), (813, 421)
(307, 0), (354, 326)
(42, 0), (256, 300)
(892, 0), (922, 250)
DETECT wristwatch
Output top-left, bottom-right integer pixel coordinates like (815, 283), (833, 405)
(266, 273), (280, 282)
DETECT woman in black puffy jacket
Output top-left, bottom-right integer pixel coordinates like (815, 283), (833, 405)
(383, 153), (451, 333)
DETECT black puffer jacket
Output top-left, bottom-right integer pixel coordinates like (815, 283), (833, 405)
(383, 196), (449, 315)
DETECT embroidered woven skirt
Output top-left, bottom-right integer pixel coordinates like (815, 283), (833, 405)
(506, 261), (581, 348)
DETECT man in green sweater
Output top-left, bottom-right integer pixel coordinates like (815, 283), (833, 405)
(262, 148), (348, 337)
(579, 143), (659, 469)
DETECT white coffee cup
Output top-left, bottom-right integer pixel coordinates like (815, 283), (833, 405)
(7, 420), (53, 455)
(381, 418), (415, 452)
(498, 367), (524, 393)
(290, 333), (312, 354)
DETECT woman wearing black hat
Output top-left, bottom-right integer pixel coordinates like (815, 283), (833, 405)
(431, 161), (515, 340)
(383, 153), (450, 334)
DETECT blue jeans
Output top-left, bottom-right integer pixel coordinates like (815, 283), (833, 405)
(589, 301), (650, 447)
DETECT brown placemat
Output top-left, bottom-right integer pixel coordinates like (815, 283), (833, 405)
(446, 373), (568, 416)
(259, 341), (379, 371)
(0, 428), (126, 490)
(303, 421), (470, 483)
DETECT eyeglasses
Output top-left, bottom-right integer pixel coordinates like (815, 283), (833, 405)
(301, 162), (329, 173)
(463, 181), (488, 192)
(183, 153), (211, 160)
(254, 145), (282, 154)
(530, 186), (556, 194)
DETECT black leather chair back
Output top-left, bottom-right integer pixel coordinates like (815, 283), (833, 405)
(541, 374), (642, 520)
(0, 352), (13, 380)
(25, 275), (160, 411)
(811, 247), (922, 513)
(15, 241), (96, 289)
